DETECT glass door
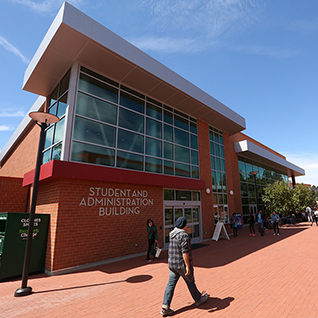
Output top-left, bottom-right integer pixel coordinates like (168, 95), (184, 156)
(164, 206), (201, 248)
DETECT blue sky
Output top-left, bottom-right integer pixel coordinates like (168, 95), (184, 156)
(0, 0), (317, 185)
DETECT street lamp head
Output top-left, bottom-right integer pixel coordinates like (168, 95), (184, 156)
(29, 111), (59, 124)
(250, 171), (259, 176)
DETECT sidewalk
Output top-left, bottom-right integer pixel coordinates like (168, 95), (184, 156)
(1, 222), (318, 318)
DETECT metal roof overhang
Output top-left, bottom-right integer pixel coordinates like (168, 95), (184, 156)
(22, 2), (245, 136)
(235, 140), (305, 177)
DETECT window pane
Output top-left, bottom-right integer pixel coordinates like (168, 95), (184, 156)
(71, 141), (115, 166)
(210, 142), (214, 155)
(59, 70), (70, 97)
(76, 92), (117, 125)
(220, 145), (224, 158)
(211, 156), (215, 170)
(164, 142), (173, 160)
(53, 117), (65, 143)
(174, 115), (188, 130)
(164, 124), (173, 142)
(216, 157), (221, 171)
(146, 118), (161, 138)
(120, 91), (144, 113)
(42, 149), (51, 164)
(146, 103), (162, 120)
(117, 129), (144, 153)
(191, 150), (199, 165)
(175, 145), (190, 164)
(164, 110), (173, 124)
(221, 159), (226, 172)
(79, 73), (118, 103)
(116, 150), (143, 171)
(176, 190), (191, 200)
(57, 93), (68, 118)
(146, 137), (161, 157)
(191, 166), (199, 179)
(49, 103), (57, 116)
(190, 122), (197, 134)
(50, 86), (58, 106)
(174, 128), (189, 147)
(118, 108), (144, 133)
(44, 126), (54, 149)
(215, 144), (220, 157)
(214, 133), (219, 143)
(52, 142), (62, 160)
(145, 157), (162, 173)
(192, 192), (200, 201)
(212, 171), (216, 192)
(190, 134), (198, 150)
(164, 189), (174, 200)
(164, 160), (174, 175)
(175, 162), (190, 177)
(73, 116), (116, 148)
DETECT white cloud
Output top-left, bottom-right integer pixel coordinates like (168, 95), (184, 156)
(230, 44), (299, 59)
(284, 152), (318, 186)
(0, 111), (25, 117)
(10, 0), (84, 13)
(0, 125), (14, 131)
(129, 36), (200, 53)
(0, 35), (29, 64)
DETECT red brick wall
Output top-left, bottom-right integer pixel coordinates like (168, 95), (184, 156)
(0, 124), (39, 178)
(197, 119), (214, 239)
(35, 179), (164, 272)
(0, 177), (29, 212)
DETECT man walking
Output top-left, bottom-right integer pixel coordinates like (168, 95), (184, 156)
(161, 216), (208, 316)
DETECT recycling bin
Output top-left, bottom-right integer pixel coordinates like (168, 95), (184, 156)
(0, 212), (50, 280)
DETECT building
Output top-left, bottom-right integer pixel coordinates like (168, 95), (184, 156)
(0, 2), (305, 275)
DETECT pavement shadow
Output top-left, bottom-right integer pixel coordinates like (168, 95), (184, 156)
(32, 274), (152, 294)
(172, 296), (235, 315)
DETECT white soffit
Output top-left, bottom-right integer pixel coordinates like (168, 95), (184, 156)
(235, 140), (305, 177)
(23, 2), (245, 136)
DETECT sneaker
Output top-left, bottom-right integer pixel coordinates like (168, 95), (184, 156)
(252, 234), (256, 236)
(249, 233), (252, 236)
(195, 293), (209, 306)
(277, 233), (280, 235)
(273, 233), (276, 235)
(161, 308), (174, 316)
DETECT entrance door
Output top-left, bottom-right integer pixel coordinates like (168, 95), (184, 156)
(164, 206), (201, 248)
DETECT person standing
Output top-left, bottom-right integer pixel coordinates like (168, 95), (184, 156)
(257, 210), (265, 236)
(230, 213), (238, 237)
(248, 212), (256, 236)
(306, 206), (313, 223)
(161, 217), (208, 316)
(271, 211), (280, 235)
(146, 219), (158, 262)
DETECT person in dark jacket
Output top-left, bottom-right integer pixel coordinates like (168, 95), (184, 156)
(230, 213), (238, 237)
(248, 212), (256, 236)
(146, 219), (158, 262)
(161, 217), (208, 316)
(257, 210), (265, 236)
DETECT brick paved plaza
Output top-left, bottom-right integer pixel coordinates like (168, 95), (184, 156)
(1, 222), (318, 318)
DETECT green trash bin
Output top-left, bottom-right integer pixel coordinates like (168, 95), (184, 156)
(0, 212), (50, 280)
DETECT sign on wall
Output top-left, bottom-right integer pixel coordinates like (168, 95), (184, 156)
(79, 187), (154, 216)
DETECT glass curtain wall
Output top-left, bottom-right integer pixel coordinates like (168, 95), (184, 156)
(238, 155), (289, 223)
(70, 66), (200, 178)
(43, 70), (70, 163)
(209, 127), (228, 224)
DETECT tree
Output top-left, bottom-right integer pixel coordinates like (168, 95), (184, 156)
(292, 183), (316, 212)
(262, 181), (293, 215)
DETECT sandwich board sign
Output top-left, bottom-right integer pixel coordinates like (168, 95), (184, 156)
(212, 222), (230, 241)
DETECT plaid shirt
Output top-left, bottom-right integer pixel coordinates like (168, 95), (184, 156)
(168, 228), (193, 270)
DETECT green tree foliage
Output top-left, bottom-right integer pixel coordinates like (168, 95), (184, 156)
(263, 181), (316, 215)
(292, 183), (316, 212)
(263, 181), (293, 215)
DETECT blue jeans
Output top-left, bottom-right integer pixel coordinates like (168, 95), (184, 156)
(162, 268), (201, 308)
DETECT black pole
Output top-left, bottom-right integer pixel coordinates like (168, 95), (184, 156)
(253, 174), (259, 214)
(14, 122), (47, 297)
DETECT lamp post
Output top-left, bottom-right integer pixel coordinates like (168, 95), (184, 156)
(250, 171), (259, 215)
(14, 111), (59, 297)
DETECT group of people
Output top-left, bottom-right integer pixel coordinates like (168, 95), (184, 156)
(305, 206), (318, 226)
(146, 217), (208, 317)
(230, 210), (281, 237)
